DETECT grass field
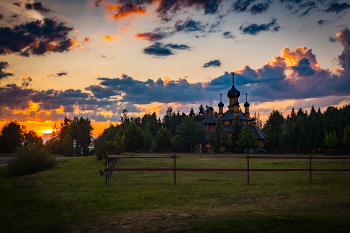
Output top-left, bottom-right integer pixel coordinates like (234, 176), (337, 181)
(1, 154), (350, 233)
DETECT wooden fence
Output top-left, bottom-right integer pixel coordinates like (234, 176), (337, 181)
(105, 153), (350, 186)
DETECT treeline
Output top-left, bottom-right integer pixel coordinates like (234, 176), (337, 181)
(263, 105), (350, 153)
(0, 122), (43, 153)
(93, 106), (210, 157)
(0, 116), (93, 157)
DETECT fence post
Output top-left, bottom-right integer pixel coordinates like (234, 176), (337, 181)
(105, 156), (108, 186)
(247, 154), (251, 185)
(174, 152), (176, 185)
(309, 154), (312, 182)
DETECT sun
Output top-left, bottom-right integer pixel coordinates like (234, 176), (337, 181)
(42, 129), (53, 134)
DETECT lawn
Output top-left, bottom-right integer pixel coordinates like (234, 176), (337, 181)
(1, 154), (350, 233)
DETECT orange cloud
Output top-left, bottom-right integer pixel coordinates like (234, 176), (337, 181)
(164, 77), (171, 85)
(82, 37), (89, 44)
(104, 4), (121, 11)
(104, 34), (115, 41)
(280, 46), (319, 67)
(106, 4), (146, 20)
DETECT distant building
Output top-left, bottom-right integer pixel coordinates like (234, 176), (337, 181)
(201, 72), (266, 148)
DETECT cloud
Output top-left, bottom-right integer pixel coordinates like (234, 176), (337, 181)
(0, 61), (14, 80)
(249, 2), (270, 15)
(57, 71), (67, 77)
(87, 74), (207, 105)
(291, 58), (316, 76)
(25, 2), (51, 13)
(143, 42), (190, 57)
(335, 28), (350, 71)
(317, 19), (326, 25)
(324, 2), (350, 14)
(104, 34), (121, 42)
(174, 19), (207, 32)
(97, 0), (222, 22)
(0, 18), (75, 56)
(239, 18), (280, 35)
(21, 76), (33, 87)
(231, 0), (255, 12)
(134, 32), (170, 41)
(135, 18), (221, 42)
(203, 59), (221, 68)
(222, 31), (235, 39)
(104, 3), (146, 20)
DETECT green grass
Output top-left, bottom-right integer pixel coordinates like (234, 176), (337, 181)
(1, 154), (350, 232)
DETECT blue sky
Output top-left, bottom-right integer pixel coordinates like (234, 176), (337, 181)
(0, 0), (350, 134)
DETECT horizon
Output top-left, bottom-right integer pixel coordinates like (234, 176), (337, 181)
(1, 0), (350, 137)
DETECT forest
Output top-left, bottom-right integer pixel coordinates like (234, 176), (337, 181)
(0, 104), (349, 155)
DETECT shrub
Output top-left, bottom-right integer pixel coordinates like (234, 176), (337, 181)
(7, 147), (57, 176)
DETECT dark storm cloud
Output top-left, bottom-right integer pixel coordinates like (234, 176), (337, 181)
(231, 0), (255, 12)
(57, 71), (67, 77)
(324, 2), (350, 14)
(0, 18), (74, 56)
(135, 18), (221, 42)
(174, 19), (207, 32)
(0, 61), (14, 80)
(249, 2), (270, 15)
(203, 59), (221, 68)
(134, 32), (171, 41)
(317, 19), (325, 25)
(239, 18), (280, 35)
(155, 0), (222, 20)
(86, 74), (207, 104)
(291, 58), (316, 76)
(0, 84), (34, 109)
(222, 31), (235, 39)
(329, 36), (337, 42)
(335, 28), (350, 70)
(25, 2), (51, 13)
(99, 0), (222, 21)
(143, 42), (190, 57)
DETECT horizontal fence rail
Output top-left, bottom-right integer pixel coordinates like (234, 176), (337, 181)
(105, 153), (350, 186)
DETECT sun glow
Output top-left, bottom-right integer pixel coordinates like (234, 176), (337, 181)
(42, 129), (53, 134)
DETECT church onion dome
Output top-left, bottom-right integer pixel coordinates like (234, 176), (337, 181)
(218, 101), (224, 107)
(233, 100), (239, 106)
(208, 107), (214, 110)
(227, 86), (240, 99)
(244, 101), (250, 107)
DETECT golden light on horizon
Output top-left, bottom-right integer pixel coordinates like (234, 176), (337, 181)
(42, 129), (53, 134)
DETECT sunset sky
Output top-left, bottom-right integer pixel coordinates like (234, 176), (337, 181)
(1, 0), (350, 136)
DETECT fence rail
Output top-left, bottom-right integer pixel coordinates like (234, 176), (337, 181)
(105, 153), (350, 186)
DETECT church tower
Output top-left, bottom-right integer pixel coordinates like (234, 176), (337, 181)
(218, 93), (224, 118)
(227, 72), (240, 111)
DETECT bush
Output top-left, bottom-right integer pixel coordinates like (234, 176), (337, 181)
(7, 147), (57, 176)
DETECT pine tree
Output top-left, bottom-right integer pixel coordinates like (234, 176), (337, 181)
(154, 126), (172, 152)
(122, 123), (145, 152)
(236, 125), (257, 152)
(209, 119), (231, 153)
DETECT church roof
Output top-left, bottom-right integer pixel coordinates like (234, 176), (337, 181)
(220, 110), (251, 121)
(201, 115), (217, 124)
(250, 126), (266, 139)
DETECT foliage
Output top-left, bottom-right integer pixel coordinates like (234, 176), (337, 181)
(122, 123), (145, 152)
(154, 126), (171, 152)
(263, 110), (284, 149)
(342, 125), (350, 150)
(236, 125), (257, 151)
(176, 117), (205, 152)
(0, 121), (24, 153)
(62, 134), (74, 157)
(7, 147), (57, 176)
(324, 130), (338, 149)
(231, 117), (242, 149)
(143, 122), (154, 150)
(22, 130), (43, 148)
(209, 118), (231, 153)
